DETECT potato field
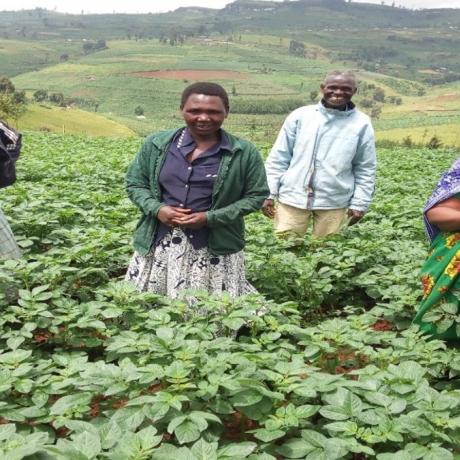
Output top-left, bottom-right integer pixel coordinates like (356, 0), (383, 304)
(1, 133), (460, 459)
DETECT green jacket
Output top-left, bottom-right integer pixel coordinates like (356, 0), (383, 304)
(126, 128), (269, 256)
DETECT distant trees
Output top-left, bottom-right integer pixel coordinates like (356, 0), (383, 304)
(83, 39), (108, 55)
(33, 90), (67, 107)
(417, 88), (426, 96)
(33, 89), (48, 103)
(159, 30), (186, 46)
(82, 42), (93, 54)
(370, 106), (382, 119)
(373, 87), (385, 102)
(360, 98), (374, 108)
(359, 81), (403, 108)
(197, 25), (208, 36)
(49, 92), (65, 106)
(12, 90), (26, 105)
(0, 77), (15, 94)
(0, 76), (27, 121)
(134, 106), (145, 116)
(289, 40), (305, 57)
(387, 95), (402, 105)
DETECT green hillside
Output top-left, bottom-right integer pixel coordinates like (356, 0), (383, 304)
(10, 36), (330, 139)
(16, 104), (136, 137)
(7, 33), (459, 146)
(2, 1), (460, 82)
(2, 0), (460, 144)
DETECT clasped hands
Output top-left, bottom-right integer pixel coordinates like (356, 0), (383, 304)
(157, 205), (207, 230)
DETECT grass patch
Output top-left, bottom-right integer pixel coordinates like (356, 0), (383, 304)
(15, 104), (136, 137)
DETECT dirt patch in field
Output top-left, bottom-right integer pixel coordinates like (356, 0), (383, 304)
(129, 69), (247, 80)
(433, 93), (460, 102)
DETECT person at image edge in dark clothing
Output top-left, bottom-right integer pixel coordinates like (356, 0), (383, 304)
(0, 120), (21, 260)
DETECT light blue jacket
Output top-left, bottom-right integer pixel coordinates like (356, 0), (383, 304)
(265, 102), (377, 212)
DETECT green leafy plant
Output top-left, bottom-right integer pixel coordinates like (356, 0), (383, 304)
(1, 134), (460, 458)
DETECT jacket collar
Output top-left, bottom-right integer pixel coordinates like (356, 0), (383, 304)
(151, 127), (242, 153)
(317, 100), (356, 117)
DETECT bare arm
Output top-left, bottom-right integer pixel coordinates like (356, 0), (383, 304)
(426, 197), (460, 231)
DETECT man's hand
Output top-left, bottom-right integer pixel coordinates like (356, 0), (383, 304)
(347, 209), (365, 226)
(262, 199), (275, 219)
(176, 212), (207, 229)
(157, 206), (191, 226)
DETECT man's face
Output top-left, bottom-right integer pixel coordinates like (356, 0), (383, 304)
(181, 94), (228, 137)
(320, 75), (357, 108)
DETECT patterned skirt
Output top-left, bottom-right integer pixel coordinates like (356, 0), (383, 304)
(0, 208), (21, 260)
(414, 231), (460, 340)
(125, 228), (257, 298)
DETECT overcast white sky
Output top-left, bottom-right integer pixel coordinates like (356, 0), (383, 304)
(1, 0), (459, 14)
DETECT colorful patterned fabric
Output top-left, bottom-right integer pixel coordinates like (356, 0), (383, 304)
(424, 157), (460, 242)
(414, 230), (460, 340)
(0, 208), (21, 260)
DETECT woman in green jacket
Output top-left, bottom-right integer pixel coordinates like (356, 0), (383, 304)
(125, 82), (269, 298)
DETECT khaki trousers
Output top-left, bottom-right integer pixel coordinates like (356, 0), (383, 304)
(274, 202), (348, 238)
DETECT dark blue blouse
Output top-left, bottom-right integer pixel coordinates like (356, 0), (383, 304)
(154, 128), (231, 249)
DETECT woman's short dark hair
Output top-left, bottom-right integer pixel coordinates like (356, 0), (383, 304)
(180, 82), (230, 111)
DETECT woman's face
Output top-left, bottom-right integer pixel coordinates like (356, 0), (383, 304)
(181, 93), (228, 138)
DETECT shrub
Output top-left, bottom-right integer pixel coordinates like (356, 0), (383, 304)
(134, 105), (145, 116)
(49, 92), (65, 106)
(402, 136), (413, 147)
(426, 135), (442, 149)
(33, 89), (48, 102)
(373, 87), (385, 102)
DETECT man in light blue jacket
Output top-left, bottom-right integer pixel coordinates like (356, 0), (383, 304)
(262, 70), (376, 238)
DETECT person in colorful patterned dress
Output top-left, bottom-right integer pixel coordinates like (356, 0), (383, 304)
(125, 82), (269, 298)
(414, 157), (460, 340)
